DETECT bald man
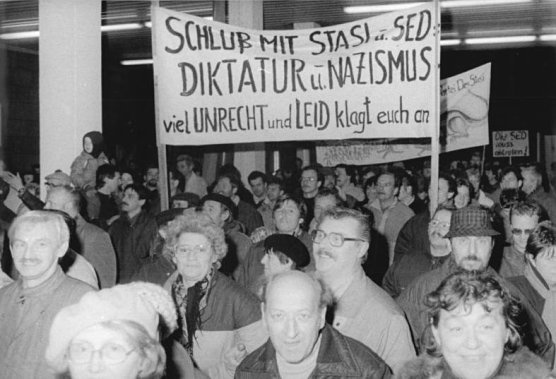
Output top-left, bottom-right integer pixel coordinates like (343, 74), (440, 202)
(235, 271), (391, 378)
(45, 185), (117, 288)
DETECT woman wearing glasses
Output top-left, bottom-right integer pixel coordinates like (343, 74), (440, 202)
(45, 282), (186, 379)
(162, 211), (267, 379)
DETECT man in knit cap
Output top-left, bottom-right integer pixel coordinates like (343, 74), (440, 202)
(0, 211), (94, 379)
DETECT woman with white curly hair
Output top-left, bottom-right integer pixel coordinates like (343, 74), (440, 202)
(162, 211), (267, 379)
(45, 282), (185, 379)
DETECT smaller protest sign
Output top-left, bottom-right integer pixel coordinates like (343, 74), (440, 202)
(492, 130), (529, 157)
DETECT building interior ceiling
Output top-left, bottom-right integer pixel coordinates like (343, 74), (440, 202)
(0, 0), (555, 60)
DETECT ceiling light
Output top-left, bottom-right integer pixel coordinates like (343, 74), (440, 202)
(441, 0), (531, 8)
(0, 30), (40, 40)
(344, 3), (424, 14)
(539, 34), (556, 42)
(101, 23), (142, 32)
(441, 39), (461, 46)
(465, 35), (536, 45)
(121, 59), (153, 66)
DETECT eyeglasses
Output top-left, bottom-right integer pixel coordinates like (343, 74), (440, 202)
(511, 228), (533, 236)
(300, 177), (317, 183)
(175, 244), (211, 257)
(68, 342), (136, 365)
(429, 220), (450, 229)
(311, 229), (366, 247)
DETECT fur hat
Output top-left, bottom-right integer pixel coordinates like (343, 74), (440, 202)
(45, 282), (176, 372)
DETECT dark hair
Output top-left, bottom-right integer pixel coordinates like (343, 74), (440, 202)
(335, 164), (357, 185)
(423, 270), (522, 357)
(267, 176), (283, 188)
(301, 165), (324, 184)
(96, 164), (117, 189)
(510, 200), (549, 223)
(124, 183), (150, 203)
(455, 177), (476, 202)
(217, 172), (241, 190)
(525, 221), (556, 258)
(379, 170), (402, 189)
(315, 187), (345, 207)
(248, 171), (267, 184)
(500, 189), (527, 210)
(499, 165), (523, 183)
(521, 162), (550, 193)
(273, 195), (307, 225)
(439, 172), (457, 195)
(176, 154), (193, 166)
(364, 175), (378, 190)
(400, 171), (418, 194)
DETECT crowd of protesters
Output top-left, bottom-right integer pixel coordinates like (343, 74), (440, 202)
(1, 130), (556, 378)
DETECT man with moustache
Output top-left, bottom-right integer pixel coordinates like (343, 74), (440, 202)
(382, 206), (453, 298)
(312, 207), (415, 374)
(109, 183), (158, 283)
(143, 163), (161, 216)
(235, 271), (391, 378)
(397, 206), (555, 366)
(0, 211), (93, 378)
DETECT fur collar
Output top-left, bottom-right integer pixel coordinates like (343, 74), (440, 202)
(396, 348), (553, 379)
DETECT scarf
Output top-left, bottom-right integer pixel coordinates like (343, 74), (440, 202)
(524, 261), (556, 346)
(172, 266), (216, 356)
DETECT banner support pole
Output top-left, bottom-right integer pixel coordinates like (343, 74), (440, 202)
(151, 1), (169, 211)
(430, 0), (441, 214)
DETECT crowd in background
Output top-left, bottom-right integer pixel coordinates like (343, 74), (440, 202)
(1, 130), (556, 378)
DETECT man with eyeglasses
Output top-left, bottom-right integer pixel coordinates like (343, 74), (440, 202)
(499, 200), (547, 278)
(0, 211), (94, 379)
(397, 206), (555, 367)
(382, 206), (453, 298)
(312, 207), (415, 374)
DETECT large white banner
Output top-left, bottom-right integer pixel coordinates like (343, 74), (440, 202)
(152, 4), (436, 146)
(316, 63), (491, 166)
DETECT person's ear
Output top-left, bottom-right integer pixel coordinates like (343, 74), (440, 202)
(319, 307), (326, 329)
(356, 241), (370, 259)
(261, 303), (267, 329)
(431, 325), (441, 347)
(139, 198), (146, 207)
(57, 241), (69, 258)
(447, 191), (455, 200)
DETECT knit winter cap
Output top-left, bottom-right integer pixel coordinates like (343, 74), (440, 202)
(45, 170), (72, 187)
(45, 282), (177, 372)
(264, 233), (310, 268)
(82, 131), (105, 158)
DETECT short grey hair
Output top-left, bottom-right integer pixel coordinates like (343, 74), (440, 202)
(8, 210), (69, 246)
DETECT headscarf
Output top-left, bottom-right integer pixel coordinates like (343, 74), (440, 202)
(83, 131), (105, 158)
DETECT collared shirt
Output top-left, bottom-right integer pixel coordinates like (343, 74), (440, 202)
(333, 268), (415, 374)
